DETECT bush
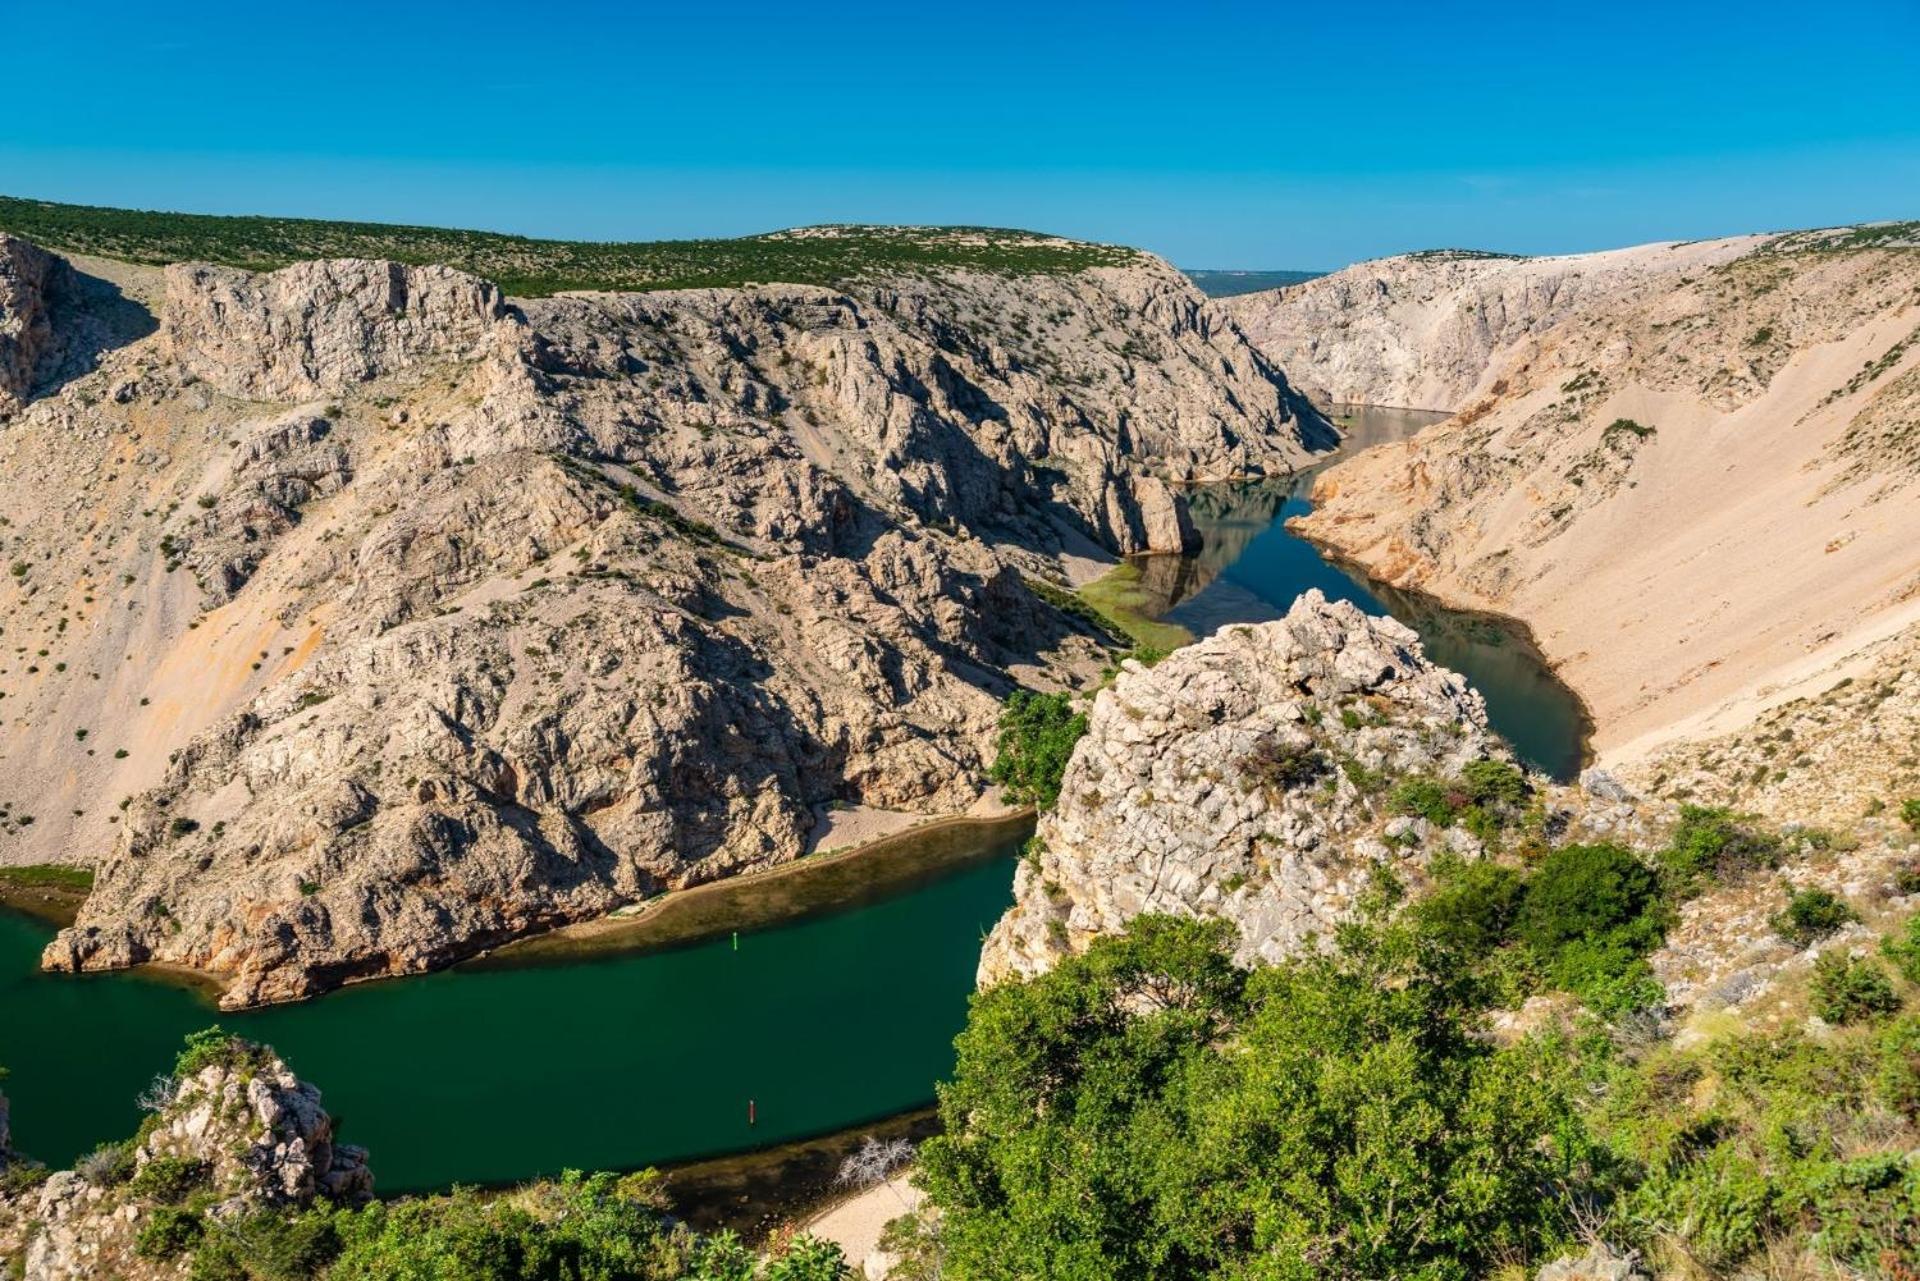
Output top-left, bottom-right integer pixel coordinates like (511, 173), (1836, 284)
(987, 690), (1086, 809)
(134, 1205), (206, 1260)
(917, 914), (1579, 1280)
(1517, 843), (1666, 1007)
(129, 1154), (210, 1202)
(1882, 914), (1920, 984)
(1811, 953), (1903, 1025)
(1389, 776), (1461, 827)
(1877, 1014), (1920, 1119)
(75, 1140), (138, 1187)
(1770, 886), (1857, 947)
(173, 1026), (247, 1079)
(1413, 855), (1526, 958)
(1658, 805), (1779, 894)
(1461, 758), (1529, 809)
(1239, 734), (1327, 791)
(1903, 798), (1920, 832)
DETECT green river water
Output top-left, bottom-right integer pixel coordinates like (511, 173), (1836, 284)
(0, 406), (1592, 1194)
(0, 831), (1023, 1191)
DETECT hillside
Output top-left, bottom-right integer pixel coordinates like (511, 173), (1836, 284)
(1232, 226), (1920, 760)
(0, 205), (1324, 1007)
(0, 196), (1140, 298)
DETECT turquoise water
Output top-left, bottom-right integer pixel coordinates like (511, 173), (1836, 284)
(1139, 406), (1592, 779)
(0, 839), (1021, 1191)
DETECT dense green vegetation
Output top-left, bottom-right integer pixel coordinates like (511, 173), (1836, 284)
(0, 864), (94, 893)
(0, 195), (1137, 297)
(987, 691), (1088, 809)
(910, 877), (1920, 1280)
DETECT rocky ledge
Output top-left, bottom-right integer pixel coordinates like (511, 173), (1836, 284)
(978, 591), (1615, 981)
(0, 1040), (369, 1280)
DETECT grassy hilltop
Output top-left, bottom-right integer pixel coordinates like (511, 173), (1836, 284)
(0, 195), (1140, 297)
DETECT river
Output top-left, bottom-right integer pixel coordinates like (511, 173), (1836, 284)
(1132, 405), (1591, 780)
(0, 406), (1589, 1193)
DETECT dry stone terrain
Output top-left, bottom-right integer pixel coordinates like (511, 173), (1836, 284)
(0, 231), (1322, 1005)
(1243, 232), (1920, 758)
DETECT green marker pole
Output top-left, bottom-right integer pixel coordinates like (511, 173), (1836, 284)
(732, 931), (738, 951)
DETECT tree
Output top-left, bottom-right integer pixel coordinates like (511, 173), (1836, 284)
(987, 691), (1087, 809)
(917, 915), (1579, 1280)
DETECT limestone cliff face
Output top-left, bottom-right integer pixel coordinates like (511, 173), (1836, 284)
(1274, 229), (1920, 757)
(0, 235), (70, 413)
(979, 593), (1642, 982)
(0, 236), (1320, 1006)
(2, 1043), (369, 1281)
(163, 258), (507, 400)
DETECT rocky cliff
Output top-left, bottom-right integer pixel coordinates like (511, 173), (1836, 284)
(0, 228), (1322, 1005)
(0, 237), (70, 414)
(1272, 227), (1920, 758)
(979, 592), (1641, 982)
(0, 1039), (369, 1280)
(1224, 239), (1762, 412)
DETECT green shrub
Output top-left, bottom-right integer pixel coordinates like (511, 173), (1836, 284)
(1876, 1014), (1920, 1119)
(1882, 914), (1920, 984)
(917, 913), (1579, 1281)
(1903, 798), (1920, 832)
(172, 1026), (252, 1079)
(1517, 843), (1666, 1008)
(1413, 855), (1525, 958)
(1770, 887), (1857, 947)
(1810, 953), (1903, 1025)
(1658, 805), (1779, 894)
(134, 1205), (206, 1260)
(1461, 758), (1529, 809)
(129, 1154), (210, 1202)
(1389, 776), (1460, 827)
(987, 691), (1086, 809)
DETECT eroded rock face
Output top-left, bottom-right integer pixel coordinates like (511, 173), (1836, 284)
(979, 591), (1511, 982)
(163, 258), (506, 400)
(1, 238), (1320, 1005)
(0, 234), (70, 414)
(14, 1044), (369, 1281)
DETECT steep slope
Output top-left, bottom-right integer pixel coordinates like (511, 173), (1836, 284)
(0, 223), (1321, 1006)
(1261, 227), (1920, 757)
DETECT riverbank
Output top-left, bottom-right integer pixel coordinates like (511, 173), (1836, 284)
(474, 807), (1035, 969)
(0, 866), (91, 927)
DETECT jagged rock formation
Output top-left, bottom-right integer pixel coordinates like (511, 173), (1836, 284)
(0, 235), (70, 413)
(2, 1042), (369, 1280)
(0, 231), (1321, 1005)
(979, 592), (1640, 981)
(1267, 229), (1920, 757)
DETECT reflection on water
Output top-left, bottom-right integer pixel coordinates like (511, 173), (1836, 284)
(1140, 406), (1592, 780)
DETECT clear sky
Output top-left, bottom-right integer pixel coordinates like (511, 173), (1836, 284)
(2, 0), (1915, 269)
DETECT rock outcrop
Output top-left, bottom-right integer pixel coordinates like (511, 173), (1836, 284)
(0, 235), (70, 414)
(6, 1040), (368, 1281)
(1273, 229), (1920, 758)
(162, 258), (506, 400)
(983, 592), (1553, 981)
(0, 233), (1322, 1005)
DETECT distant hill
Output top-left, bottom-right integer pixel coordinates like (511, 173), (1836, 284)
(1183, 268), (1324, 298)
(0, 195), (1139, 297)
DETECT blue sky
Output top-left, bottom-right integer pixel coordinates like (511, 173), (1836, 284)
(1, 0), (1914, 268)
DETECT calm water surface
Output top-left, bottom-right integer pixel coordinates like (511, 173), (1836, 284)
(0, 834), (1022, 1190)
(1136, 406), (1592, 779)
